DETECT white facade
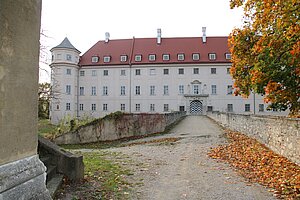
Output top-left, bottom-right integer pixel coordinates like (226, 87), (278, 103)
(49, 36), (285, 124)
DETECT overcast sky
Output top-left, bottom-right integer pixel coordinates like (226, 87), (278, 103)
(39, 0), (244, 82)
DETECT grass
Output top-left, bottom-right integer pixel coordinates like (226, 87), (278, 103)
(38, 119), (57, 136)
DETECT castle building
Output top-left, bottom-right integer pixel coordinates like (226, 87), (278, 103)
(49, 28), (277, 124)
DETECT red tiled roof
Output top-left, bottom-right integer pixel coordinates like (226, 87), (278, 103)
(79, 37), (230, 67)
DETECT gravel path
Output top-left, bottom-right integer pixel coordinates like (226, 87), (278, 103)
(107, 116), (276, 200)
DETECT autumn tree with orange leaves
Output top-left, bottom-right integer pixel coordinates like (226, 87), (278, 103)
(229, 0), (300, 116)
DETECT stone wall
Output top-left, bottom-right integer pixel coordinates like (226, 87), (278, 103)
(55, 112), (186, 145)
(207, 112), (300, 165)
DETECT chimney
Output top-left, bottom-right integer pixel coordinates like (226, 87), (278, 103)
(202, 27), (206, 43)
(157, 28), (161, 44)
(105, 32), (110, 43)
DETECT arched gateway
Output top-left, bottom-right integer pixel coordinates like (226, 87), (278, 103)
(189, 100), (203, 115)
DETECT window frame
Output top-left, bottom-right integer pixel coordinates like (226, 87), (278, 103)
(120, 69), (126, 76)
(135, 104), (141, 111)
(92, 70), (97, 76)
(225, 53), (231, 60)
(91, 103), (96, 111)
(120, 86), (126, 96)
(66, 85), (71, 95)
(178, 68), (184, 75)
(193, 68), (199, 74)
(179, 85), (184, 95)
(79, 86), (84, 96)
(135, 86), (141, 95)
(192, 53), (200, 61)
(79, 104), (84, 111)
(120, 55), (127, 62)
(103, 104), (108, 111)
(209, 53), (216, 60)
(91, 56), (99, 63)
(66, 68), (71, 75)
(245, 104), (251, 112)
(163, 68), (169, 75)
(102, 86), (108, 96)
(79, 70), (85, 76)
(148, 54), (156, 61)
(103, 56), (111, 63)
(150, 104), (155, 112)
(227, 85), (233, 95)
(163, 85), (169, 95)
(162, 54), (170, 61)
(66, 103), (71, 111)
(177, 53), (185, 61)
(91, 86), (97, 96)
(211, 85), (217, 95)
(211, 68), (217, 74)
(227, 104), (233, 112)
(135, 55), (142, 62)
(150, 85), (155, 96)
(259, 104), (264, 112)
(103, 70), (109, 76)
(163, 104), (169, 112)
(135, 69), (141, 75)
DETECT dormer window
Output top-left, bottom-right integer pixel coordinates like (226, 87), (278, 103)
(177, 53), (185, 61)
(163, 54), (170, 61)
(148, 54), (156, 61)
(66, 54), (72, 61)
(91, 56), (99, 63)
(192, 53), (200, 61)
(209, 53), (216, 60)
(103, 56), (111, 63)
(225, 53), (231, 60)
(120, 55), (127, 62)
(135, 55), (142, 62)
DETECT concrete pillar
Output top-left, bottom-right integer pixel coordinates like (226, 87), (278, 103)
(0, 0), (51, 199)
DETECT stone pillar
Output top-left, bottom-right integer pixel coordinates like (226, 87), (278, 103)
(0, 0), (51, 199)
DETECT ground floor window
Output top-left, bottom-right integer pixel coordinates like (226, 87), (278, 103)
(259, 104), (264, 112)
(164, 104), (169, 112)
(150, 104), (155, 112)
(121, 104), (125, 111)
(103, 104), (108, 111)
(135, 104), (140, 111)
(227, 104), (233, 112)
(207, 106), (213, 112)
(245, 104), (250, 112)
(179, 106), (185, 112)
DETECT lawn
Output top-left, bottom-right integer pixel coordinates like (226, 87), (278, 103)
(38, 119), (57, 137)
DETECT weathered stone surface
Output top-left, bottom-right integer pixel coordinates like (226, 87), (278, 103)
(208, 112), (300, 165)
(0, 155), (51, 200)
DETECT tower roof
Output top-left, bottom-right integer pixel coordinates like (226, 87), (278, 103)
(51, 37), (81, 53)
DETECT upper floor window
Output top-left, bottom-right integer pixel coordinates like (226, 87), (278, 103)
(227, 67), (231, 74)
(80, 70), (85, 76)
(225, 53), (231, 60)
(66, 54), (72, 61)
(120, 55), (127, 62)
(103, 56), (111, 63)
(56, 54), (62, 60)
(192, 53), (200, 61)
(92, 70), (97, 76)
(66, 68), (71, 75)
(135, 55), (142, 62)
(79, 104), (84, 111)
(211, 68), (216, 74)
(163, 54), (170, 61)
(227, 85), (233, 95)
(120, 86), (126, 96)
(179, 85), (184, 95)
(163, 85), (169, 95)
(193, 84), (199, 95)
(150, 69), (156, 75)
(209, 53), (216, 60)
(66, 85), (71, 95)
(135, 86), (141, 95)
(91, 56), (99, 63)
(211, 85), (217, 94)
(148, 54), (156, 61)
(103, 70), (109, 76)
(135, 69), (141, 75)
(120, 69), (126, 76)
(91, 86), (97, 96)
(66, 103), (71, 111)
(193, 68), (199, 74)
(163, 68), (169, 75)
(178, 68), (184, 74)
(79, 86), (84, 96)
(177, 53), (185, 61)
(103, 86), (108, 96)
(150, 85), (155, 96)
(91, 104), (96, 111)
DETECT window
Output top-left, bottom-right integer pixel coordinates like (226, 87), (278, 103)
(120, 104), (125, 111)
(163, 69), (169, 75)
(179, 106), (185, 111)
(245, 104), (250, 112)
(92, 104), (96, 111)
(150, 69), (156, 75)
(79, 104), (84, 111)
(193, 85), (199, 95)
(92, 70), (97, 76)
(207, 106), (213, 112)
(179, 85), (184, 95)
(225, 53), (231, 60)
(193, 68), (199, 74)
(66, 103), (71, 111)
(57, 54), (62, 60)
(135, 104), (141, 111)
(148, 54), (156, 61)
(80, 70), (85, 76)
(103, 104), (108, 111)
(211, 85), (217, 94)
(192, 53), (200, 61)
(227, 104), (233, 112)
(103, 56), (111, 63)
(135, 86), (141, 95)
(209, 53), (216, 60)
(66, 85), (71, 95)
(177, 53), (185, 61)
(91, 86), (96, 96)
(135, 55), (142, 62)
(227, 68), (231, 74)
(103, 70), (108, 76)
(163, 85), (169, 95)
(178, 68), (184, 74)
(120, 55), (127, 62)
(66, 68), (71, 75)
(211, 68), (216, 74)
(227, 85), (233, 95)
(56, 104), (60, 110)
(91, 56), (99, 63)
(103, 86), (108, 96)
(150, 104), (155, 112)
(164, 104), (169, 112)
(79, 86), (84, 96)
(120, 69), (126, 76)
(150, 85), (155, 95)
(163, 54), (170, 61)
(135, 69), (141, 75)
(259, 104), (264, 112)
(120, 86), (125, 96)
(66, 54), (72, 61)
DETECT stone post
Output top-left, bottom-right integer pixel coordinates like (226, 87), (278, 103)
(0, 0), (51, 199)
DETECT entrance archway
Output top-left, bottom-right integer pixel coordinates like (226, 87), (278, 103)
(190, 100), (203, 115)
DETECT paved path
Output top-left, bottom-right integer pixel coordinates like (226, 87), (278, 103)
(108, 116), (275, 200)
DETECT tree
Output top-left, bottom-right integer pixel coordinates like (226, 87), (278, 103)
(229, 0), (300, 116)
(38, 83), (51, 119)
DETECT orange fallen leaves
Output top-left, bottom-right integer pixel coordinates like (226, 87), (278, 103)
(208, 131), (300, 199)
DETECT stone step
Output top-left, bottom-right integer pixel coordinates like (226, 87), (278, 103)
(46, 165), (57, 183)
(40, 155), (51, 167)
(46, 174), (64, 198)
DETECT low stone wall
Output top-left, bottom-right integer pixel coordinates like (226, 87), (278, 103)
(54, 112), (186, 145)
(207, 111), (300, 165)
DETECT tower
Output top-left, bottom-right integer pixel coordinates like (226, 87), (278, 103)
(50, 37), (81, 124)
